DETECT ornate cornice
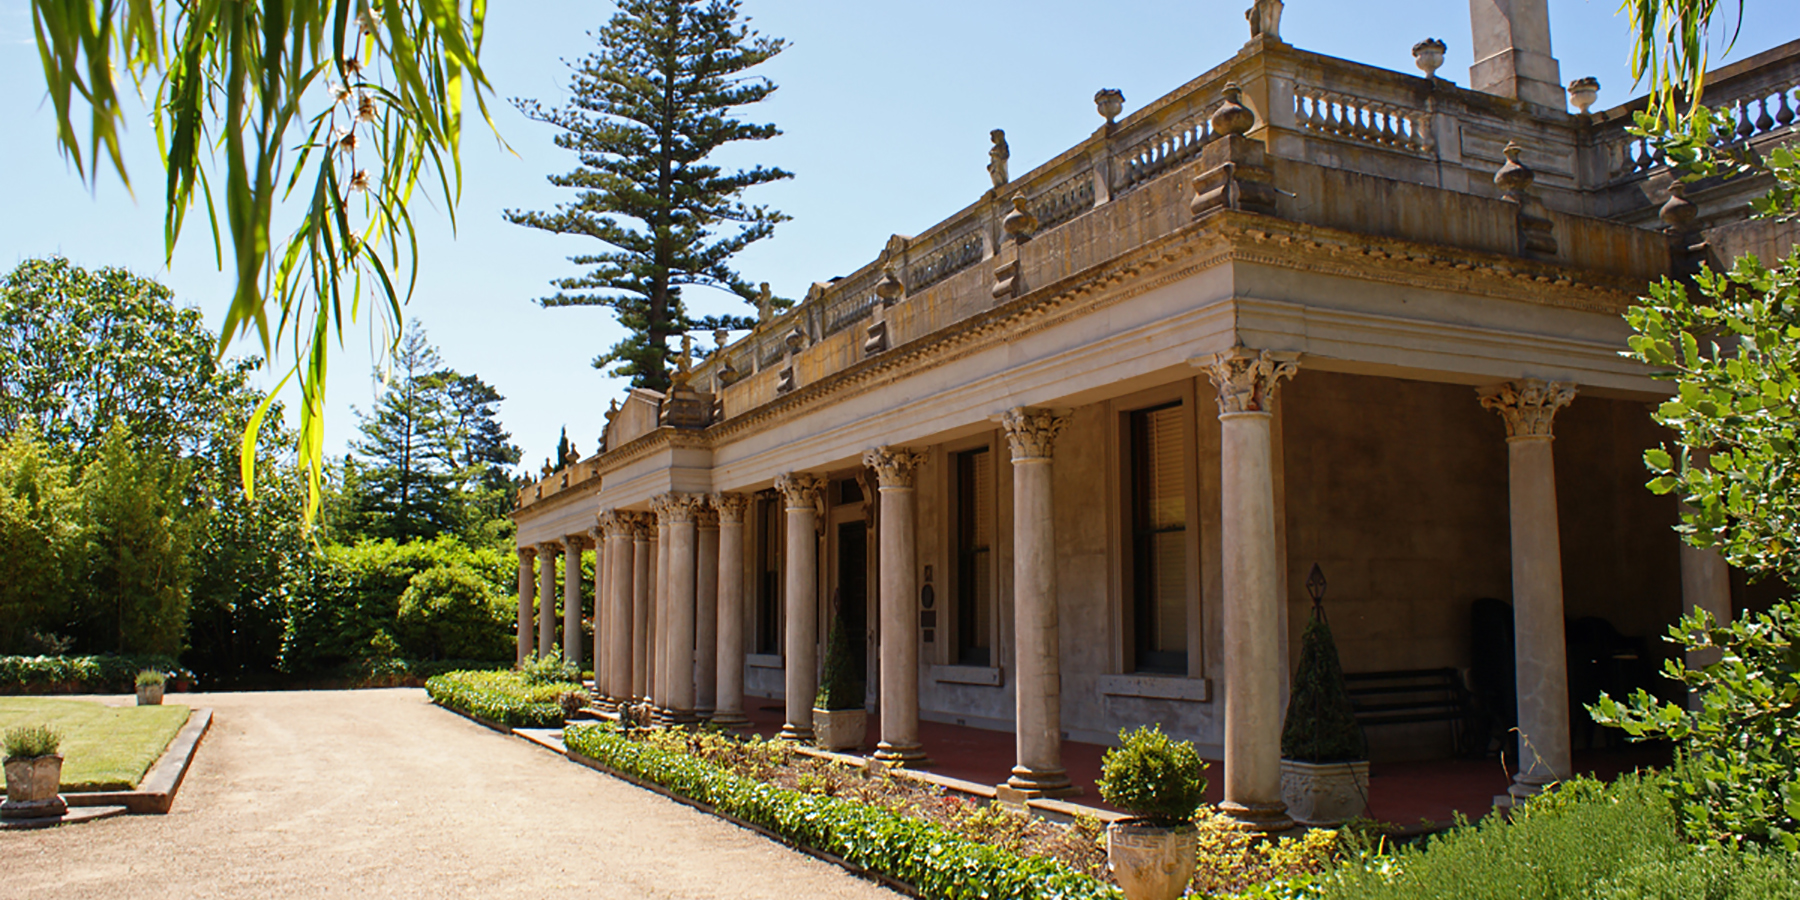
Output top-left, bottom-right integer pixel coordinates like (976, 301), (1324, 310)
(774, 472), (826, 510)
(1202, 347), (1300, 414)
(1479, 379), (1577, 439)
(711, 492), (752, 524)
(1001, 407), (1069, 461)
(863, 446), (927, 488)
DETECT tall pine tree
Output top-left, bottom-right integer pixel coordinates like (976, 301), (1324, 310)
(506, 0), (791, 392)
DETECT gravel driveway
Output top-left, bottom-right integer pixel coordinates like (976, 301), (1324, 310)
(1, 688), (898, 899)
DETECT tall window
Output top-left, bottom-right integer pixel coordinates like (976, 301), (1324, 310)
(754, 494), (782, 655)
(1130, 404), (1188, 674)
(955, 448), (995, 666)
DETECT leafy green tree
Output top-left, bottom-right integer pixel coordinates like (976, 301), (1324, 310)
(346, 322), (458, 541)
(506, 0), (792, 391)
(29, 2), (495, 521)
(0, 258), (231, 462)
(0, 428), (81, 654)
(72, 425), (201, 657)
(395, 564), (513, 661)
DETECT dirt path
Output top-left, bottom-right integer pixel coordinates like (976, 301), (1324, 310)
(1, 689), (898, 899)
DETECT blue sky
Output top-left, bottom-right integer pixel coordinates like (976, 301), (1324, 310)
(0, 1), (1791, 474)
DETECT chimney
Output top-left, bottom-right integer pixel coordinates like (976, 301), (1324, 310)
(1468, 0), (1566, 110)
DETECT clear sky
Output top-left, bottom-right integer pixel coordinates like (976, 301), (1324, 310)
(1, 1), (1792, 475)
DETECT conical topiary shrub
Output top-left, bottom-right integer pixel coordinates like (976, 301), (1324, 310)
(1281, 603), (1366, 762)
(815, 605), (862, 711)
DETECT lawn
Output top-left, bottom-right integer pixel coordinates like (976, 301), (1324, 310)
(0, 697), (190, 792)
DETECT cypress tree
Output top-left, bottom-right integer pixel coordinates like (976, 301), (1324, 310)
(1281, 603), (1368, 762)
(507, 0), (792, 392)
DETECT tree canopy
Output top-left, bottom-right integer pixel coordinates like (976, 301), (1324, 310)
(507, 0), (791, 391)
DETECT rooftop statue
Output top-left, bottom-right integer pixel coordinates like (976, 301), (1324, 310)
(1246, 0), (1283, 42)
(988, 129), (1010, 189)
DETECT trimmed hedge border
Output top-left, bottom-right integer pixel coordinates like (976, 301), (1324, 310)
(0, 654), (193, 694)
(563, 723), (1121, 900)
(424, 671), (577, 728)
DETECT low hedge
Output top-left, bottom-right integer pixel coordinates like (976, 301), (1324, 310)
(338, 657), (511, 688)
(563, 723), (1120, 900)
(425, 670), (582, 728)
(0, 655), (194, 694)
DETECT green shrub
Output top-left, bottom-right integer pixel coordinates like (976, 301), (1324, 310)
(3, 724), (61, 761)
(563, 723), (1118, 900)
(0, 654), (192, 694)
(394, 564), (513, 661)
(1282, 600), (1366, 762)
(814, 607), (861, 711)
(517, 647), (579, 685)
(1097, 725), (1208, 824)
(425, 669), (581, 728)
(134, 669), (165, 688)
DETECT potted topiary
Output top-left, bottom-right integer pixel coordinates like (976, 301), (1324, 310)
(811, 595), (866, 752)
(1097, 725), (1208, 900)
(2, 724), (67, 821)
(1279, 564), (1369, 825)
(136, 669), (166, 705)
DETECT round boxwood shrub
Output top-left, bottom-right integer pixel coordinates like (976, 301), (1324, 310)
(1098, 725), (1208, 824)
(395, 565), (513, 661)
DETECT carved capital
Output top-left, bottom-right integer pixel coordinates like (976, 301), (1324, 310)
(1478, 379), (1577, 439)
(1001, 407), (1069, 461)
(563, 533), (589, 551)
(774, 472), (827, 510)
(697, 505), (720, 529)
(517, 546), (536, 561)
(1201, 348), (1299, 415)
(863, 446), (927, 488)
(652, 491), (705, 524)
(535, 541), (562, 556)
(711, 491), (752, 524)
(587, 525), (603, 543)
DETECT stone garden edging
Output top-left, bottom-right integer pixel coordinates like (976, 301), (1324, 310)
(64, 707), (213, 814)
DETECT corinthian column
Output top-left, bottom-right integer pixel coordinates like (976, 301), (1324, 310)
(696, 505), (721, 719)
(536, 541), (561, 661)
(597, 512), (630, 707)
(866, 446), (930, 766)
(631, 515), (652, 699)
(563, 533), (586, 670)
(1480, 379), (1577, 801)
(1203, 348), (1298, 830)
(711, 493), (752, 727)
(660, 493), (703, 722)
(1000, 408), (1076, 797)
(649, 495), (674, 713)
(516, 547), (536, 664)
(588, 524), (608, 704)
(775, 472), (826, 742)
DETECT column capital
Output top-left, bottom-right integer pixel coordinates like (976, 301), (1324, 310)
(517, 545), (537, 560)
(620, 510), (654, 540)
(774, 472), (826, 509)
(535, 540), (562, 555)
(1479, 379), (1577, 439)
(563, 533), (589, 551)
(652, 491), (707, 524)
(711, 491), (752, 524)
(697, 505), (720, 529)
(1001, 407), (1068, 461)
(863, 446), (928, 488)
(587, 525), (603, 543)
(1201, 347), (1299, 415)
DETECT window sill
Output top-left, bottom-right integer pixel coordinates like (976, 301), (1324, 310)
(746, 654), (783, 670)
(1098, 673), (1211, 703)
(930, 664), (1004, 687)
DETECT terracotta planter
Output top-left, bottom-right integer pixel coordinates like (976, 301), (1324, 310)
(811, 707), (866, 752)
(1279, 758), (1369, 825)
(1106, 819), (1197, 900)
(2, 755), (67, 820)
(137, 684), (164, 705)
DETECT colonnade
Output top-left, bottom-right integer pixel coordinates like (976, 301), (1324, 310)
(512, 353), (1733, 829)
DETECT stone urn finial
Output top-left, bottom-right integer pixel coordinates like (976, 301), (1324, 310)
(1002, 194), (1039, 243)
(1494, 141), (1535, 202)
(1659, 181), (1699, 232)
(1094, 88), (1125, 126)
(1568, 77), (1601, 114)
(875, 267), (904, 306)
(1210, 82), (1256, 137)
(1413, 38), (1446, 79)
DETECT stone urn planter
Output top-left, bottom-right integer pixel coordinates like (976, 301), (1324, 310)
(811, 707), (866, 752)
(1280, 758), (1369, 826)
(137, 683), (164, 705)
(1, 755), (67, 820)
(1106, 819), (1198, 900)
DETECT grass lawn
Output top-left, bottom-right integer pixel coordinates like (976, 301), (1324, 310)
(0, 697), (190, 792)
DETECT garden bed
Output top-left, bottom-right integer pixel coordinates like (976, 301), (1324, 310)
(424, 669), (583, 728)
(0, 697), (191, 792)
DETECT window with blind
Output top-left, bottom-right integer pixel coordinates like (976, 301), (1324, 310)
(754, 494), (782, 655)
(955, 448), (995, 667)
(1130, 404), (1189, 674)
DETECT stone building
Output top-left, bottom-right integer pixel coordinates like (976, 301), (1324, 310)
(510, 1), (1799, 828)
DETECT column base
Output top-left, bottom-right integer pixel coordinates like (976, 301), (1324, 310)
(710, 710), (750, 729)
(1000, 767), (1081, 802)
(778, 723), (815, 742)
(1217, 800), (1295, 832)
(653, 707), (699, 727)
(872, 742), (932, 768)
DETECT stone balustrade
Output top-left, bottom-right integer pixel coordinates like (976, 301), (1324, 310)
(1293, 84), (1431, 154)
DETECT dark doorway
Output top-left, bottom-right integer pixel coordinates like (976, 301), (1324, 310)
(836, 521), (869, 690)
